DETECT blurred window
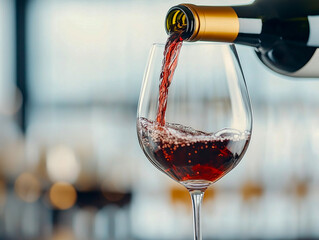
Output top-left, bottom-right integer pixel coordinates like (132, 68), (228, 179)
(27, 0), (171, 106)
(27, 0), (254, 107)
(0, 0), (15, 116)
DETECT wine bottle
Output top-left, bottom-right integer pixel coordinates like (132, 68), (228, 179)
(165, 0), (319, 78)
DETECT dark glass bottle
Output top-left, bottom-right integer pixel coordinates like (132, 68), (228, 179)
(165, 0), (319, 77)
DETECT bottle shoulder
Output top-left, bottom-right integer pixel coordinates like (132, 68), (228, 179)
(233, 0), (319, 19)
(256, 42), (317, 75)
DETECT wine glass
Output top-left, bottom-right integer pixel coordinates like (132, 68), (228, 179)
(136, 42), (252, 240)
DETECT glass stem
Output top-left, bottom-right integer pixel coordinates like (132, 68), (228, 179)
(189, 189), (205, 240)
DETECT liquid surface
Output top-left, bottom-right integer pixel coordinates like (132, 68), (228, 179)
(137, 117), (250, 183)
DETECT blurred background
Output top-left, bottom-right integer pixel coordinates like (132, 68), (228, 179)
(1, 0), (319, 239)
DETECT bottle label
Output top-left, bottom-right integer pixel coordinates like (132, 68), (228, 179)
(238, 18), (262, 34)
(291, 49), (319, 77)
(308, 16), (319, 47)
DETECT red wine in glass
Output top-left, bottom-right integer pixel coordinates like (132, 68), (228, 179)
(137, 118), (250, 184)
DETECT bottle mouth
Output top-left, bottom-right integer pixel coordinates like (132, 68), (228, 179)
(165, 5), (195, 40)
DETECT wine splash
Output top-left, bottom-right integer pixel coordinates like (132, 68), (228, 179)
(138, 118), (250, 183)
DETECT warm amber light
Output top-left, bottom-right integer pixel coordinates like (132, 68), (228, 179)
(52, 227), (75, 240)
(295, 181), (308, 198)
(103, 191), (126, 202)
(169, 183), (216, 207)
(14, 173), (41, 203)
(49, 182), (77, 210)
(241, 181), (263, 201)
(204, 187), (216, 201)
(0, 180), (7, 206)
(170, 184), (190, 206)
(46, 145), (80, 183)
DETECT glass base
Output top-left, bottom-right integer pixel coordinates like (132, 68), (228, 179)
(180, 180), (212, 191)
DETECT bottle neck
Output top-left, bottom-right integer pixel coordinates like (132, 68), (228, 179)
(165, 5), (195, 40)
(179, 4), (240, 42)
(166, 4), (262, 46)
